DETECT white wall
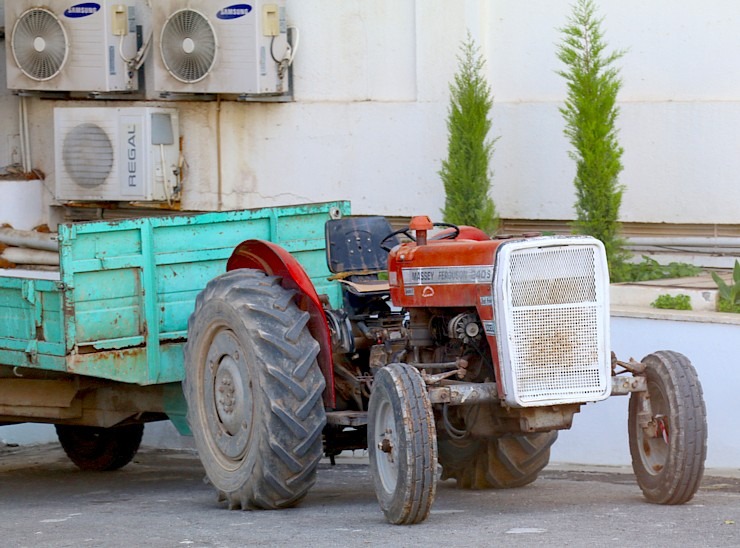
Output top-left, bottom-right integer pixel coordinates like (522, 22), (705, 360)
(488, 0), (740, 224)
(0, 3), (21, 170)
(3, 0), (737, 223)
(552, 314), (740, 469)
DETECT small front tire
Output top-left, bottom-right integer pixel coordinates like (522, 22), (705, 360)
(368, 363), (437, 525)
(628, 350), (707, 504)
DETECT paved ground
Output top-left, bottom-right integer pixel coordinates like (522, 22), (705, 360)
(1, 443), (738, 547)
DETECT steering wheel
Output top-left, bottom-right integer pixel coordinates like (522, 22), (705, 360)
(380, 222), (460, 252)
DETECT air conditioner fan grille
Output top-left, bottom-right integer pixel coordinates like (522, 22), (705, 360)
(11, 8), (69, 81)
(62, 124), (115, 188)
(160, 9), (217, 83)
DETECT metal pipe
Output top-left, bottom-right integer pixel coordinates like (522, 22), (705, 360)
(627, 237), (740, 248)
(1, 248), (59, 266)
(427, 382), (499, 405)
(0, 228), (58, 251)
(19, 96), (32, 173)
(216, 95), (223, 211)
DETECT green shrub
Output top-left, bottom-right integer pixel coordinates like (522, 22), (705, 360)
(616, 256), (702, 283)
(440, 33), (498, 234)
(712, 260), (740, 312)
(651, 294), (692, 311)
(717, 298), (740, 313)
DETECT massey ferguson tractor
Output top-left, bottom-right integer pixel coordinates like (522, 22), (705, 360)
(184, 214), (708, 525)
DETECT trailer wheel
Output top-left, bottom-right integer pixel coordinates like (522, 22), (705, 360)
(55, 423), (144, 471)
(368, 363), (437, 525)
(184, 269), (326, 510)
(629, 350), (707, 504)
(438, 431), (557, 489)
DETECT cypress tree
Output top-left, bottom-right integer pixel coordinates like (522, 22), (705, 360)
(557, 0), (628, 278)
(440, 34), (498, 234)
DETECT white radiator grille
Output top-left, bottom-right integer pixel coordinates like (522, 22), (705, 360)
(494, 238), (611, 407)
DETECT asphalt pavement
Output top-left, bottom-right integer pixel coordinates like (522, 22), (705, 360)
(1, 443), (738, 547)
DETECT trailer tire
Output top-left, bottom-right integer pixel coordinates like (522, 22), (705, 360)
(629, 350), (707, 504)
(55, 423), (144, 471)
(438, 431), (557, 489)
(184, 269), (326, 510)
(368, 363), (437, 525)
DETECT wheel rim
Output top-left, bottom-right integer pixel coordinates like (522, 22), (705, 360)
(373, 398), (399, 494)
(637, 380), (670, 475)
(203, 327), (254, 466)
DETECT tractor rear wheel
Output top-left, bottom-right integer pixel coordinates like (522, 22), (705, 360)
(438, 431), (557, 489)
(55, 423), (143, 471)
(629, 350), (707, 504)
(184, 269), (326, 510)
(368, 363), (437, 525)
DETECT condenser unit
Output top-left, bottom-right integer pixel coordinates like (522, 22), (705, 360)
(6, 0), (139, 92)
(152, 0), (290, 96)
(54, 107), (180, 202)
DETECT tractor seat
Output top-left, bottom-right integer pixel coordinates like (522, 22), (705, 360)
(325, 216), (399, 296)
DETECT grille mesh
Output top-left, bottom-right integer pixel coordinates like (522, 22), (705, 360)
(62, 123), (114, 188)
(504, 244), (607, 404)
(160, 9), (217, 83)
(12, 8), (68, 81)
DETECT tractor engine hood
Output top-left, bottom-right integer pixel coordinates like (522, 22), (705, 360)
(388, 237), (502, 308)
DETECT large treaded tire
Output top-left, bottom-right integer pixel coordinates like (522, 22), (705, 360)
(55, 423), (144, 472)
(438, 431), (557, 489)
(629, 350), (707, 505)
(368, 363), (437, 525)
(184, 269), (326, 510)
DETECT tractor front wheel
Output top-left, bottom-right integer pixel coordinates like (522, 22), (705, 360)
(55, 423), (143, 471)
(368, 363), (437, 525)
(438, 431), (557, 489)
(628, 350), (707, 504)
(184, 269), (326, 510)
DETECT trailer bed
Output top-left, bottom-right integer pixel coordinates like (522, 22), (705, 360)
(0, 202), (348, 386)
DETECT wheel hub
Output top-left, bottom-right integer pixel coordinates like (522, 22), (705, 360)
(379, 437), (394, 457)
(639, 383), (670, 474)
(214, 356), (244, 436)
(204, 330), (253, 461)
(374, 401), (399, 493)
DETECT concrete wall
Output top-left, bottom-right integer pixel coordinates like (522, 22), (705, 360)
(0, 0), (736, 222)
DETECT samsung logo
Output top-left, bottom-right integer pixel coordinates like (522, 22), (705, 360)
(217, 4), (252, 20)
(64, 2), (101, 18)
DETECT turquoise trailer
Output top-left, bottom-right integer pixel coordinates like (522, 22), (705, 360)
(0, 201), (348, 468)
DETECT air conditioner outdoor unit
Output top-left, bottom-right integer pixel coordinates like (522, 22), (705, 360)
(152, 0), (290, 96)
(5, 0), (139, 92)
(54, 107), (180, 202)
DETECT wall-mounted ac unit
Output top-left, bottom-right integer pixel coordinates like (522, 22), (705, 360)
(152, 0), (289, 96)
(6, 0), (139, 92)
(54, 107), (180, 202)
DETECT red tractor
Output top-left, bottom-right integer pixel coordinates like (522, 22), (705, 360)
(184, 214), (707, 524)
